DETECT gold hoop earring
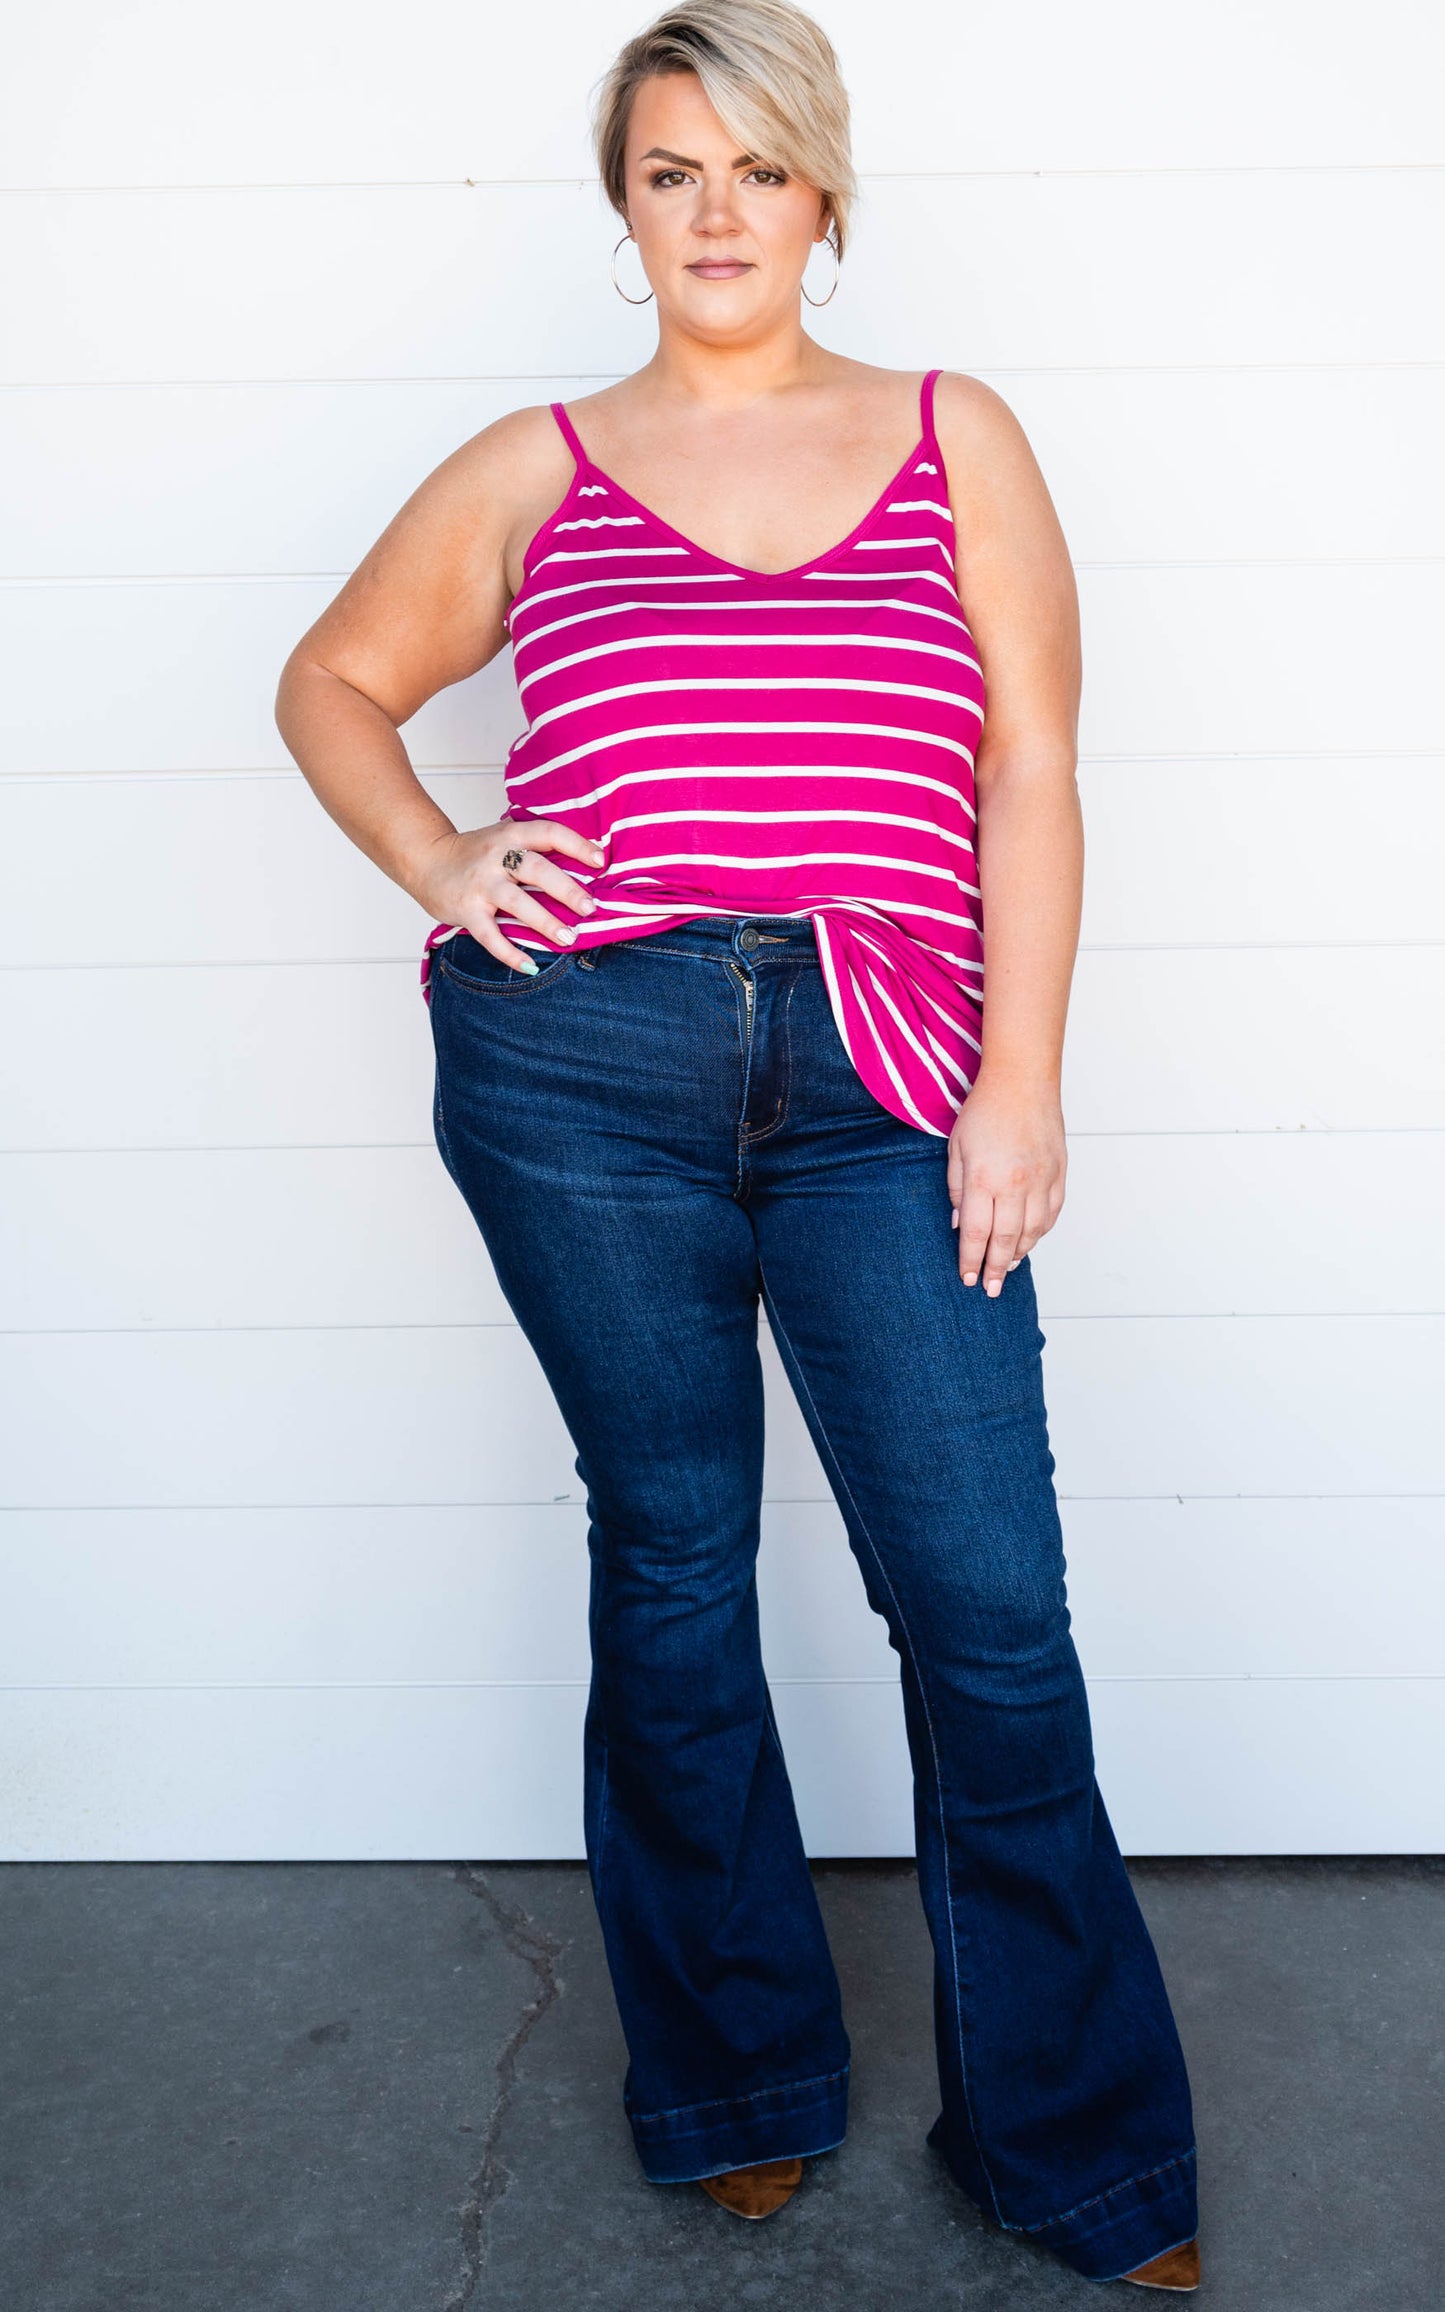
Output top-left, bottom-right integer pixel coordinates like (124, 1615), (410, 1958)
(801, 229), (840, 307)
(610, 231), (655, 305)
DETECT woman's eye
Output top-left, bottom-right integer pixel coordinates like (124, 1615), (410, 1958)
(648, 167), (786, 189)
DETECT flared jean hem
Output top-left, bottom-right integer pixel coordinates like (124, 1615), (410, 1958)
(928, 2122), (1199, 2282)
(629, 2063), (851, 2185)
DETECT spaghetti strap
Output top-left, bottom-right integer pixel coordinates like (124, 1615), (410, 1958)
(550, 399), (590, 471)
(919, 366), (942, 448)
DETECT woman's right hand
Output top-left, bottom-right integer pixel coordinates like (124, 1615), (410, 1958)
(411, 818), (607, 971)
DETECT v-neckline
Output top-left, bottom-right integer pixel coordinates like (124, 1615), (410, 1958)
(554, 426), (930, 586)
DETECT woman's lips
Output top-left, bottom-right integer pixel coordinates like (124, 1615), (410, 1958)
(688, 260), (752, 278)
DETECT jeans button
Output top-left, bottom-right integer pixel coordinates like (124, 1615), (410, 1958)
(738, 927), (760, 951)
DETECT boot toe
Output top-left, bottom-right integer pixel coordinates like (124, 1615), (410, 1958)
(699, 2156), (805, 2219)
(1120, 2235), (1201, 2290)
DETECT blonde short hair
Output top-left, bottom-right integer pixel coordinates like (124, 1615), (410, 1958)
(592, 0), (859, 261)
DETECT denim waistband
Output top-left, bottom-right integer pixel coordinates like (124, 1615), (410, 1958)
(617, 912), (820, 962)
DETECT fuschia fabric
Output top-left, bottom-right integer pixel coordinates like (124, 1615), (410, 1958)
(421, 366), (987, 1137)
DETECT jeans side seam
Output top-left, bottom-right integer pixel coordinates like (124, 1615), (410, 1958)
(428, 1001), (459, 1183)
(1010, 2144), (1198, 2236)
(433, 1082), (456, 1179)
(585, 1511), (612, 1910)
(591, 1667), (611, 1916)
(755, 1258), (1004, 2230)
(594, 1740), (610, 1906)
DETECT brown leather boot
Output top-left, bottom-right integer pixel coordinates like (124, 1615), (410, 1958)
(698, 2156), (805, 2218)
(1120, 2236), (1201, 2290)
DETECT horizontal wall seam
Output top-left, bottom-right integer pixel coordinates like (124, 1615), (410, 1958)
(6, 360), (1445, 391)
(5, 940), (1445, 972)
(2, 1493), (1441, 1512)
(2, 750), (1440, 783)
(7, 555), (1442, 586)
(4, 1127), (1442, 1155)
(1, 1673), (1441, 1693)
(4, 161), (1444, 194)
(2, 1312), (1443, 1336)
(5, 1128), (1433, 1156)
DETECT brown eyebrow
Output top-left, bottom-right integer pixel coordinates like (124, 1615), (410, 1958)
(639, 146), (761, 170)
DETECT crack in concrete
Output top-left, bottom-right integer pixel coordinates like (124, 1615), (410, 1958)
(445, 1865), (567, 2312)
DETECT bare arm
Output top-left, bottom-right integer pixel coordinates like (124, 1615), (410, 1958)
(933, 372), (1085, 1291)
(274, 407), (604, 968)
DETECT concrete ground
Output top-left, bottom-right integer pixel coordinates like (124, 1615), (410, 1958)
(1, 1856), (1439, 2310)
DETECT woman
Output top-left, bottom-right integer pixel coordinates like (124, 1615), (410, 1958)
(275, 0), (1200, 2288)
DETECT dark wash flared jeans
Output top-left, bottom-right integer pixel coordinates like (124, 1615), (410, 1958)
(427, 911), (1198, 2282)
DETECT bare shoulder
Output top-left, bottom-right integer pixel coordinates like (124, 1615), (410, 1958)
(446, 399), (574, 492)
(925, 370), (1079, 744)
(393, 400), (573, 544)
(281, 401), (577, 713)
(931, 368), (1045, 481)
(930, 367), (1072, 574)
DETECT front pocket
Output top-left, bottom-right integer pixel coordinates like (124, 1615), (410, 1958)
(436, 930), (576, 993)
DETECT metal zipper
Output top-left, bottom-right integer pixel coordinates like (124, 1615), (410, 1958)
(728, 959), (756, 1025)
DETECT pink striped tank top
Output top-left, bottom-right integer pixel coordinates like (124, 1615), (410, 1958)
(420, 366), (986, 1138)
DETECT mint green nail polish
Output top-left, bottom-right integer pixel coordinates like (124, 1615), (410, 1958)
(516, 955), (540, 976)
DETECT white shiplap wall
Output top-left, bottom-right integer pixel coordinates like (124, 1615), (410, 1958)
(2, 1), (1442, 1860)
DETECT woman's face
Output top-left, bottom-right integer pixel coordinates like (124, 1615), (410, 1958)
(621, 70), (830, 337)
